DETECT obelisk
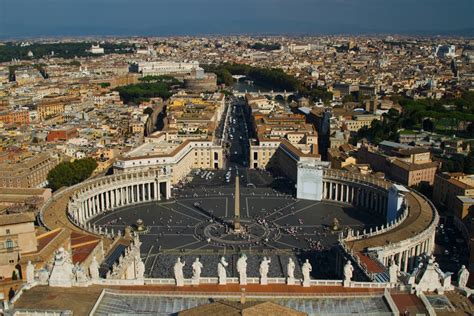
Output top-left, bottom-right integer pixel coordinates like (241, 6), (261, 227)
(234, 176), (241, 232)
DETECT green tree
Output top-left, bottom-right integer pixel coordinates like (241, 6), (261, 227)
(464, 150), (474, 174)
(47, 158), (98, 191)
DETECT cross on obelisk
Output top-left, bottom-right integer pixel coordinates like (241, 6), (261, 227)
(234, 175), (241, 232)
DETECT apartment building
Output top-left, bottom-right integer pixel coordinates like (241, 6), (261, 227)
(0, 110), (30, 125)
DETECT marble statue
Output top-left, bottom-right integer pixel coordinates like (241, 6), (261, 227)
(237, 254), (248, 285)
(136, 257), (145, 280)
(38, 268), (49, 283)
(287, 257), (296, 285)
(173, 257), (185, 287)
(26, 261), (35, 284)
(74, 264), (88, 283)
(192, 258), (203, 285)
(259, 257), (271, 285)
(389, 260), (399, 284)
(89, 256), (100, 281)
(458, 265), (470, 288)
(218, 256), (229, 285)
(343, 260), (354, 286)
(302, 259), (312, 287)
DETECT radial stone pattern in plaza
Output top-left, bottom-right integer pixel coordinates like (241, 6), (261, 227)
(45, 159), (439, 282)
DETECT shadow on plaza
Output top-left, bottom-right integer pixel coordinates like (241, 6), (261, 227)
(340, 205), (385, 229)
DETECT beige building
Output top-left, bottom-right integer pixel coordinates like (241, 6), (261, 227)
(0, 187), (52, 209)
(37, 102), (65, 121)
(166, 93), (225, 139)
(0, 213), (37, 279)
(0, 153), (58, 188)
(327, 145), (357, 169)
(342, 114), (381, 132)
(433, 173), (474, 219)
(248, 101), (321, 180)
(114, 132), (224, 184)
(114, 93), (226, 184)
(357, 142), (438, 187)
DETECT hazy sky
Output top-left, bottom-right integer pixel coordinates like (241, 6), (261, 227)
(1, 0), (473, 38)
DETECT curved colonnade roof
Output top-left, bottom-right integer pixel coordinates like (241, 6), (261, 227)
(345, 189), (436, 252)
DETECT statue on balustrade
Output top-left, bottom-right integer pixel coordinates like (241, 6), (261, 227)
(26, 261), (35, 285)
(343, 260), (354, 286)
(389, 260), (399, 284)
(192, 258), (203, 284)
(218, 256), (229, 285)
(259, 257), (271, 285)
(302, 259), (312, 287)
(237, 253), (248, 285)
(136, 257), (145, 280)
(458, 265), (470, 288)
(89, 256), (100, 281)
(287, 257), (296, 285)
(174, 257), (185, 286)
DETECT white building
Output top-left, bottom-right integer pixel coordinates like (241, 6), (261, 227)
(89, 44), (104, 54)
(129, 61), (200, 77)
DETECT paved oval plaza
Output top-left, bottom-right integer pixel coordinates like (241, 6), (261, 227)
(90, 183), (385, 278)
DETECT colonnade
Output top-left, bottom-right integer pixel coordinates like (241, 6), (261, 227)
(322, 180), (388, 218)
(377, 229), (436, 273)
(322, 171), (438, 274)
(67, 171), (172, 227)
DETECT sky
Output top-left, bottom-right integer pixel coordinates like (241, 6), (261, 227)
(0, 0), (473, 39)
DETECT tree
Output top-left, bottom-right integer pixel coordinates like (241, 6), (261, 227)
(47, 158), (98, 191)
(114, 80), (178, 104)
(422, 119), (434, 132)
(464, 150), (474, 174)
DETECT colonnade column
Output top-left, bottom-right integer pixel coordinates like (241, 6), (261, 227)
(167, 180), (171, 199)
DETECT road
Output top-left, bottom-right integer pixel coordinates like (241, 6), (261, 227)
(225, 97), (251, 184)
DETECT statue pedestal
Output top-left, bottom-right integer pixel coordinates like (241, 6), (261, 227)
(260, 276), (268, 285)
(343, 280), (351, 287)
(192, 277), (200, 285)
(219, 278), (227, 285)
(302, 279), (310, 287)
(287, 277), (295, 285)
(458, 286), (473, 298)
(49, 249), (73, 288)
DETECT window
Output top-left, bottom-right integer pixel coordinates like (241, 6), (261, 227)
(6, 239), (13, 249)
(6, 229), (10, 234)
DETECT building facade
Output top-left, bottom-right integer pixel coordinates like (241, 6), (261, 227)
(0, 153), (58, 188)
(0, 213), (37, 279)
